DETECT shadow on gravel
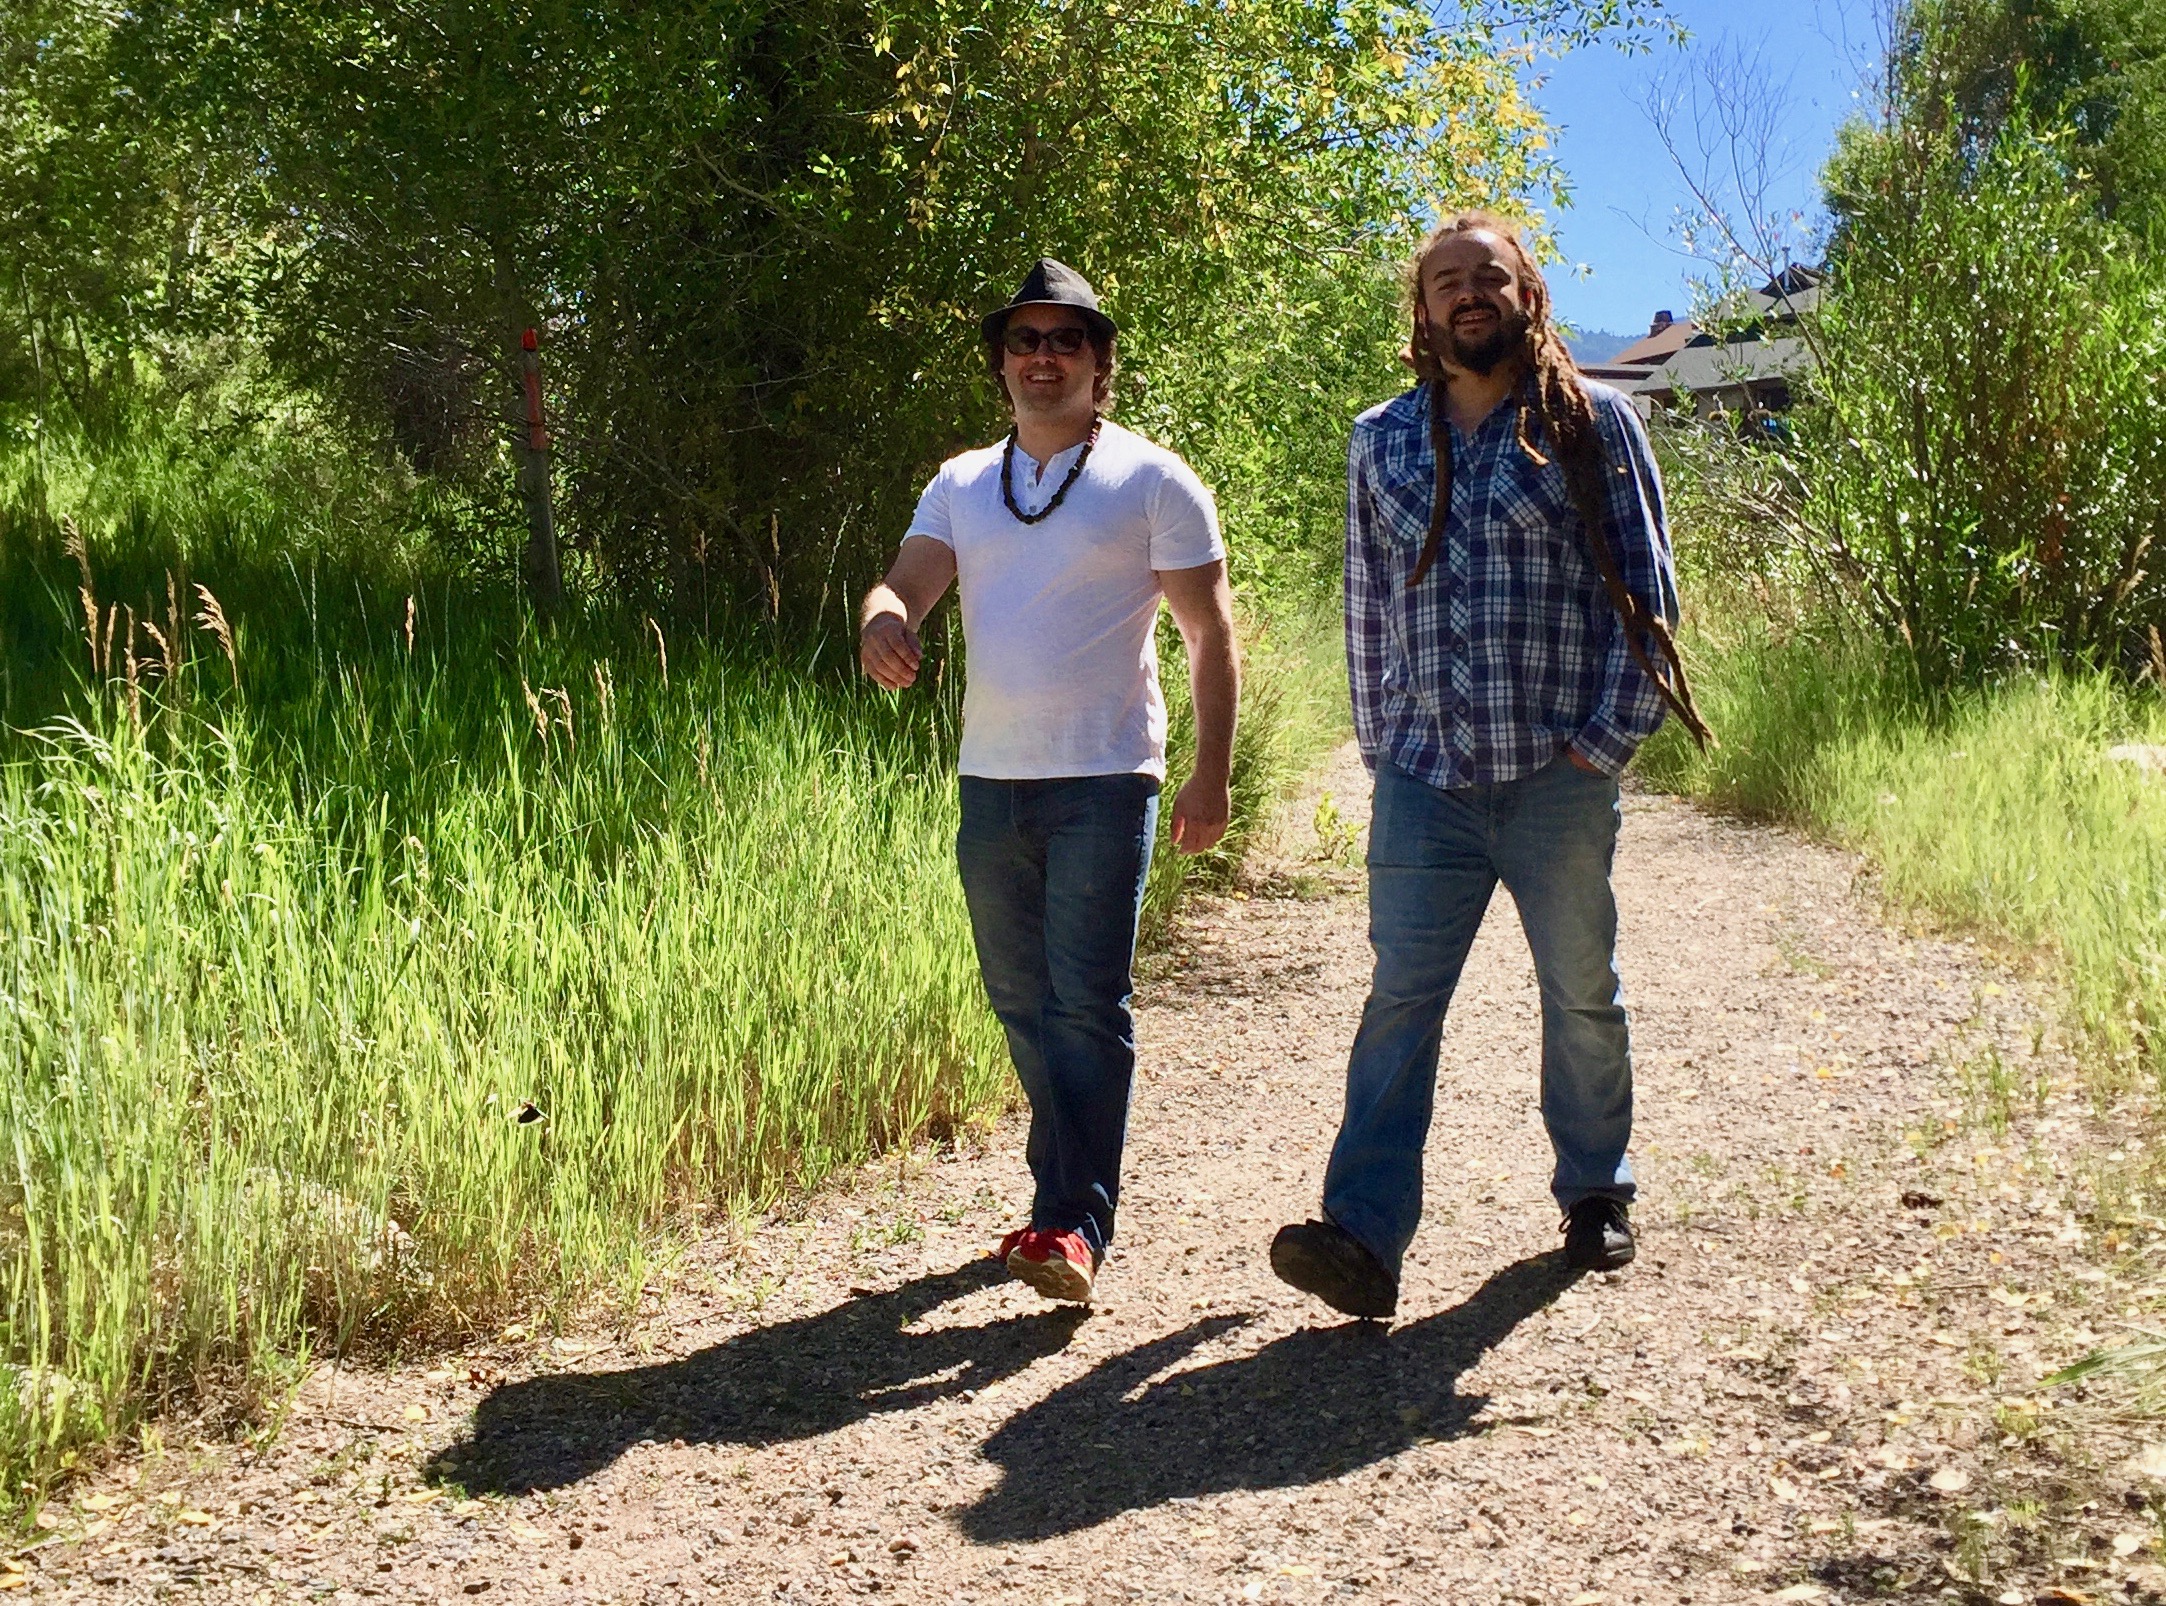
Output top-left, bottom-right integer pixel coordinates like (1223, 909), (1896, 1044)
(430, 1259), (1084, 1494)
(959, 1250), (1582, 1541)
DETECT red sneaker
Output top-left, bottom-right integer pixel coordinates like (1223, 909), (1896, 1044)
(999, 1227), (1096, 1304)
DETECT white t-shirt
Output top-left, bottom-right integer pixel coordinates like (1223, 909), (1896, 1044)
(906, 419), (1224, 780)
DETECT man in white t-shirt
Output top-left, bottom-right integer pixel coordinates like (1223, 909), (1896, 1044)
(860, 258), (1238, 1304)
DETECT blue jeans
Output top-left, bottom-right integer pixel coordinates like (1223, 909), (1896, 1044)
(1323, 756), (1635, 1276)
(956, 773), (1160, 1258)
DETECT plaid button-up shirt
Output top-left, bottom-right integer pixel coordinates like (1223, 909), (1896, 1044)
(1345, 378), (1681, 788)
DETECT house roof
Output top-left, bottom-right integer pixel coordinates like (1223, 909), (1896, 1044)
(1721, 264), (1825, 324)
(1580, 264), (1826, 406)
(1620, 333), (1816, 399)
(1602, 318), (1700, 369)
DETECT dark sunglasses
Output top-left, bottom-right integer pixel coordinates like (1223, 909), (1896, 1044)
(1002, 324), (1091, 357)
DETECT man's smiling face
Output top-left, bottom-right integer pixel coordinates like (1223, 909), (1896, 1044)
(1418, 229), (1530, 377)
(1000, 304), (1099, 418)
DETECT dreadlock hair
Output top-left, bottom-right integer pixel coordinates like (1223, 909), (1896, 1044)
(1405, 211), (1712, 749)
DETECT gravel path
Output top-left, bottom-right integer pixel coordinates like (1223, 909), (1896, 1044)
(21, 746), (2162, 1605)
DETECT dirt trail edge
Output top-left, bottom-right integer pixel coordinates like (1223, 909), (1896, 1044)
(26, 744), (2158, 1606)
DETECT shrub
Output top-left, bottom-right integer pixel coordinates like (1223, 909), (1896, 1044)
(1809, 103), (2166, 688)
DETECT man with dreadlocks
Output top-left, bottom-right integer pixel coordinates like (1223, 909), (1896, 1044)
(1271, 213), (1711, 1318)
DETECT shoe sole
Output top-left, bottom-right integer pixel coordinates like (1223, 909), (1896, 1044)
(1005, 1248), (1093, 1303)
(1564, 1240), (1636, 1273)
(1269, 1234), (1396, 1320)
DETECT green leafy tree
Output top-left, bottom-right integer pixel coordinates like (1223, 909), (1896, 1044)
(1815, 114), (2166, 687)
(1862, 0), (2166, 240)
(1718, 1), (2166, 692)
(0, 1), (183, 431)
(1, 0), (1677, 617)
(112, 0), (1661, 622)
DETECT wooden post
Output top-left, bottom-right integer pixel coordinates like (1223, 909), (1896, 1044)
(517, 326), (563, 613)
(18, 268), (47, 511)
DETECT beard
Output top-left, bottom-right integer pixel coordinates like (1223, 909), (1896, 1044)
(1006, 368), (1100, 419)
(1438, 309), (1528, 376)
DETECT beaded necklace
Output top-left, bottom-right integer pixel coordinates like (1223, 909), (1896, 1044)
(1000, 416), (1101, 525)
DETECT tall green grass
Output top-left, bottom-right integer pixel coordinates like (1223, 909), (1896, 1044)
(1642, 607), (2166, 1086)
(0, 402), (1342, 1512)
(0, 593), (1009, 1509)
(1144, 598), (1349, 937)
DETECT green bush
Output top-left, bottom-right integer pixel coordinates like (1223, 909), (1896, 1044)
(1823, 116), (2166, 684)
(1660, 3), (2166, 699)
(1760, 23), (2166, 692)
(1636, 597), (1918, 820)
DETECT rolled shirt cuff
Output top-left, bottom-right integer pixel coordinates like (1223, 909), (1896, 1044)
(1569, 716), (1643, 777)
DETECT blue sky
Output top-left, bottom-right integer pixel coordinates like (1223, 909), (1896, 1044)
(1525, 0), (1886, 337)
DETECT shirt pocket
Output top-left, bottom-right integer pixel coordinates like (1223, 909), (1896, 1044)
(1484, 461), (1595, 590)
(1369, 463), (1437, 553)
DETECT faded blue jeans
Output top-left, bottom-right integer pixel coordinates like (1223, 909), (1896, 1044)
(1323, 755), (1636, 1277)
(957, 773), (1159, 1259)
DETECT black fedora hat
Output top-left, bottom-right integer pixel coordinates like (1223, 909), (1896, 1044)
(980, 258), (1118, 344)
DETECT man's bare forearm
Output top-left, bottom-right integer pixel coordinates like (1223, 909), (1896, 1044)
(1158, 560), (1240, 782)
(1187, 621), (1239, 783)
(859, 536), (957, 692)
(1155, 560), (1239, 854)
(861, 581), (915, 631)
